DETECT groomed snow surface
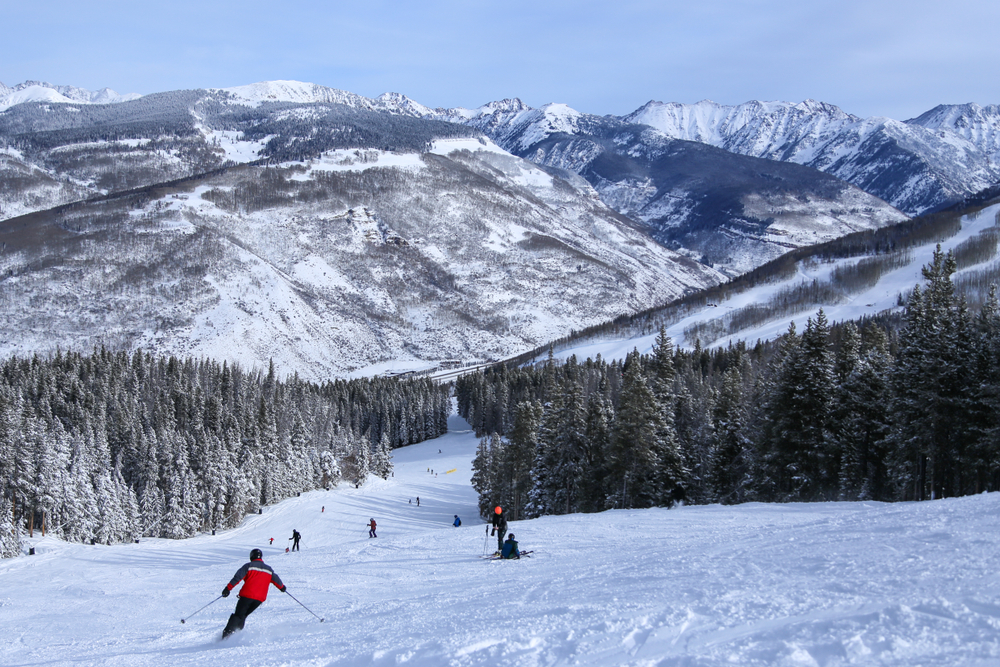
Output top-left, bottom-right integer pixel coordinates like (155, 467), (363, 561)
(3, 414), (1000, 666)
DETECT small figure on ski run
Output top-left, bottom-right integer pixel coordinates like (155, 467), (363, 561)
(321, 506), (325, 513)
(268, 537), (273, 545)
(490, 507), (507, 553)
(501, 533), (520, 559)
(368, 518), (377, 538)
(416, 497), (420, 507)
(290, 529), (301, 551)
(453, 515), (461, 527)
(221, 548), (286, 639)
(670, 484), (687, 508)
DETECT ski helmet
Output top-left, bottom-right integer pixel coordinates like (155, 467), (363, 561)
(508, 533), (514, 540)
(494, 506), (502, 515)
(249, 548), (263, 560)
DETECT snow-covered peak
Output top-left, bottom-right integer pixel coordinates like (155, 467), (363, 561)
(371, 92), (434, 118)
(437, 98), (531, 122)
(624, 99), (731, 144)
(0, 85), (76, 112)
(538, 102), (582, 133)
(0, 81), (141, 112)
(624, 98), (859, 146)
(89, 87), (141, 104)
(217, 80), (371, 108)
(908, 103), (1000, 160)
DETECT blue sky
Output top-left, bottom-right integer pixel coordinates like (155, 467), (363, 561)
(3, 0), (998, 119)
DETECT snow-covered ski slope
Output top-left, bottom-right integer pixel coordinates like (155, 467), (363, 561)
(547, 202), (1000, 365)
(3, 414), (1000, 666)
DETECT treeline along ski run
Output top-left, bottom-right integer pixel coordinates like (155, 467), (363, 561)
(0, 349), (450, 557)
(459, 247), (1000, 519)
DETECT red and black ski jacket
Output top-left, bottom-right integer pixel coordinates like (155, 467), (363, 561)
(227, 558), (286, 601)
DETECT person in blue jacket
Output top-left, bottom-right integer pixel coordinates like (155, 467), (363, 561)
(453, 515), (461, 527)
(500, 533), (520, 559)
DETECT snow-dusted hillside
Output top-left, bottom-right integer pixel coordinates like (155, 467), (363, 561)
(0, 137), (722, 381)
(543, 201), (1000, 366)
(3, 412), (1000, 666)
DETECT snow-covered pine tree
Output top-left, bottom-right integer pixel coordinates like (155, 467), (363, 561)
(889, 248), (977, 499)
(507, 400), (542, 520)
(0, 496), (20, 558)
(835, 325), (893, 500)
(606, 354), (663, 509)
(711, 363), (755, 504)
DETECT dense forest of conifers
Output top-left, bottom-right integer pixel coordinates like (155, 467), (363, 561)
(459, 248), (1000, 521)
(0, 350), (450, 557)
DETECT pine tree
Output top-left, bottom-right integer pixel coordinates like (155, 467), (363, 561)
(836, 326), (893, 500)
(889, 248), (976, 499)
(507, 401), (542, 520)
(607, 357), (663, 508)
(712, 364), (754, 503)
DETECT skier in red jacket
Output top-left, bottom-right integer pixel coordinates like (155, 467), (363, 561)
(221, 548), (286, 638)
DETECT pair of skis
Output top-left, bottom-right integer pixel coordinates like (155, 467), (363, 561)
(481, 550), (533, 560)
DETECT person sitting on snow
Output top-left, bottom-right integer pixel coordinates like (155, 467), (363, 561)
(501, 533), (520, 559)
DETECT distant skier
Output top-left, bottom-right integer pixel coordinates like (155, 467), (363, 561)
(290, 529), (301, 551)
(501, 533), (520, 559)
(368, 518), (377, 538)
(268, 537), (273, 545)
(453, 515), (461, 527)
(490, 507), (507, 553)
(221, 548), (286, 639)
(416, 497), (420, 507)
(670, 484), (687, 508)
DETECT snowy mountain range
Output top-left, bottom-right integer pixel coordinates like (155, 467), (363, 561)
(624, 99), (1000, 216)
(1, 78), (998, 378)
(433, 100), (907, 274)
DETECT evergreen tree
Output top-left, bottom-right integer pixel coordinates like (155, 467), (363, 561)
(606, 357), (663, 508)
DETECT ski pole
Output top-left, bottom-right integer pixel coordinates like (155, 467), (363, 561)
(285, 590), (324, 622)
(180, 596), (223, 624)
(482, 524), (489, 555)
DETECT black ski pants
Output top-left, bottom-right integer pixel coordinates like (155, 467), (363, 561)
(222, 596), (263, 638)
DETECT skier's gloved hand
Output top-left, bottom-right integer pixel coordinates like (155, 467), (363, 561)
(281, 586), (288, 593)
(222, 587), (230, 598)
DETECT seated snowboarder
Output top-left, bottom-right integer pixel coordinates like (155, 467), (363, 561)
(501, 533), (520, 559)
(221, 548), (286, 639)
(453, 515), (461, 527)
